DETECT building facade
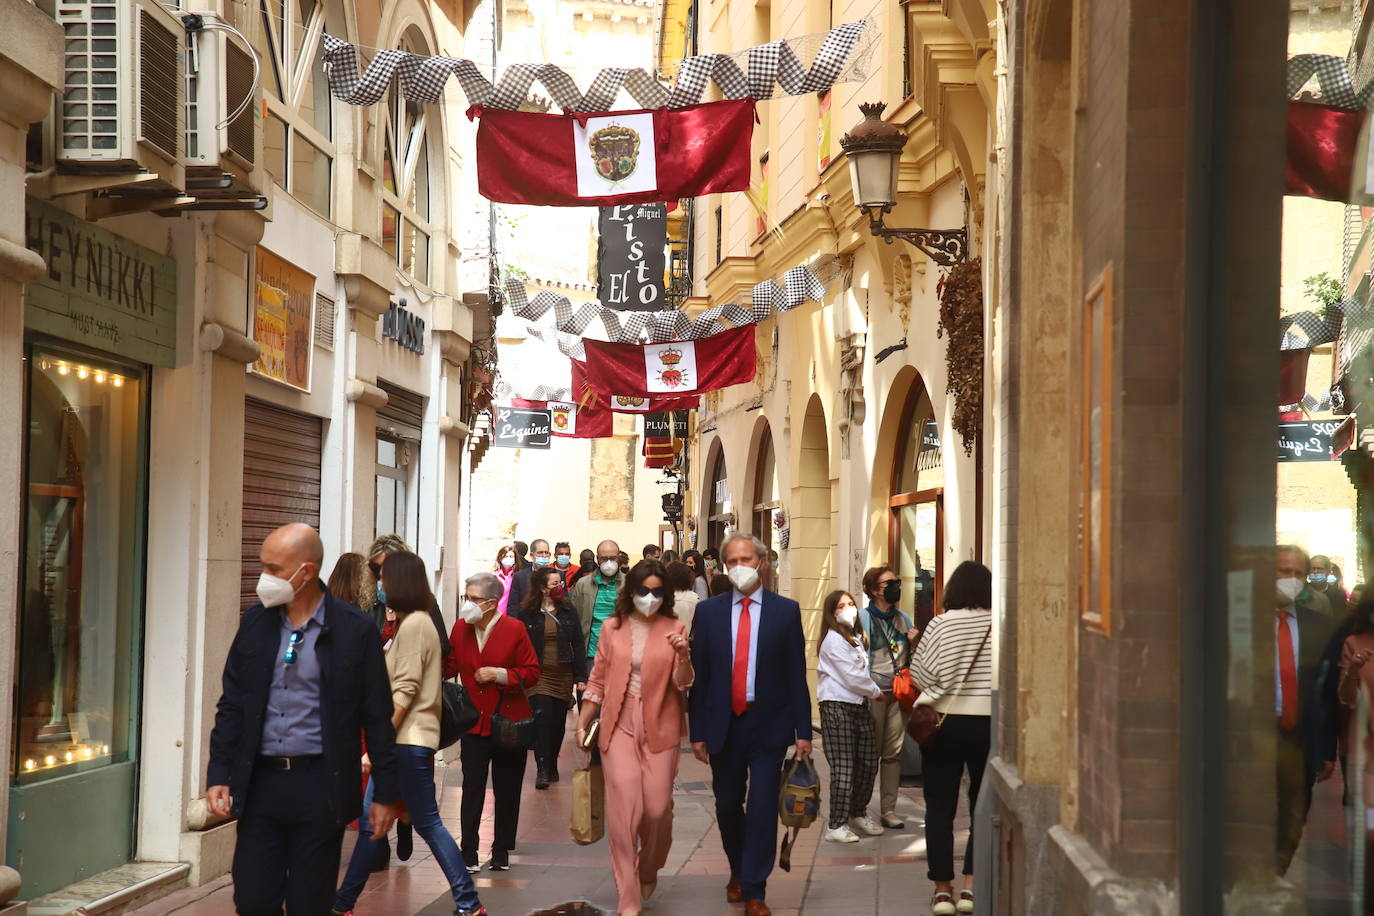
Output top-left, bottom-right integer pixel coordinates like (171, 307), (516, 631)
(0, 0), (489, 902)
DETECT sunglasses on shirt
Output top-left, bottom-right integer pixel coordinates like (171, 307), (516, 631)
(284, 629), (305, 665)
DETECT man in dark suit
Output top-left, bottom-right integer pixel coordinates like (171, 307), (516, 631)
(207, 523), (401, 915)
(1275, 544), (1338, 875)
(689, 533), (812, 916)
(506, 538), (553, 615)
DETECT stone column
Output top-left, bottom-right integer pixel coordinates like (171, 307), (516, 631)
(336, 233), (395, 554)
(0, 0), (63, 865)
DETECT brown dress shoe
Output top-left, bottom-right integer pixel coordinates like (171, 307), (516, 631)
(744, 901), (771, 916)
(726, 876), (744, 903)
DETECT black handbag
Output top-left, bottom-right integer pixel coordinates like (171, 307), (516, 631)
(490, 711), (535, 751)
(439, 680), (479, 750)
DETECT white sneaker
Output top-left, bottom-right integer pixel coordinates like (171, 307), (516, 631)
(849, 815), (884, 836)
(881, 812), (905, 829)
(824, 825), (860, 843)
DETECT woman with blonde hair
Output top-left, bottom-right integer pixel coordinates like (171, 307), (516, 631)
(816, 589), (882, 843)
(327, 552), (374, 612)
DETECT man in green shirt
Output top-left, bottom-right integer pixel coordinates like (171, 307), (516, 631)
(572, 539), (626, 665)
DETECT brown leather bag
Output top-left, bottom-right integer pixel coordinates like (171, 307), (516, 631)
(907, 627), (990, 749)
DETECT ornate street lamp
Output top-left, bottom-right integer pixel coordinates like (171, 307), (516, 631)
(839, 102), (968, 266)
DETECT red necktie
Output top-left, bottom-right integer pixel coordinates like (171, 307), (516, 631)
(1277, 610), (1299, 731)
(732, 596), (752, 715)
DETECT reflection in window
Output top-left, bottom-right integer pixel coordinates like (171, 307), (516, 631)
(375, 435), (412, 540)
(16, 347), (146, 783)
(752, 429), (779, 555)
(706, 448), (730, 553)
(253, 0), (334, 216)
(380, 30), (434, 284)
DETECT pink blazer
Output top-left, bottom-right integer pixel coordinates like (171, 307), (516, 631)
(586, 614), (692, 754)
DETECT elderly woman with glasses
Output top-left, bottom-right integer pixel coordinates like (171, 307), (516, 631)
(333, 552), (486, 916)
(444, 571), (541, 873)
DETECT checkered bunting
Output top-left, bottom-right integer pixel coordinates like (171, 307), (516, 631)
(320, 21), (871, 110)
(1287, 54), (1374, 108)
(1340, 294), (1374, 328)
(524, 325), (587, 361)
(1302, 390), (1333, 413)
(503, 265), (827, 347)
(1280, 309), (1342, 350)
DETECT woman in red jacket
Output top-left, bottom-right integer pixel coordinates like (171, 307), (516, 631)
(444, 571), (541, 873)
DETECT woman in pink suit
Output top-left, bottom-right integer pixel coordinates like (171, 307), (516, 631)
(575, 559), (694, 916)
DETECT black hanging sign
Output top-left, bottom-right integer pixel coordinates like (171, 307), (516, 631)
(1278, 420), (1347, 461)
(672, 409), (690, 439)
(598, 203), (667, 310)
(644, 411), (672, 437)
(493, 406), (552, 449)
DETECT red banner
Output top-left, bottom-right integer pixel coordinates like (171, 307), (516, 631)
(1287, 100), (1370, 203)
(571, 360), (701, 412)
(581, 325), (756, 398)
(511, 398), (614, 438)
(475, 99), (755, 207)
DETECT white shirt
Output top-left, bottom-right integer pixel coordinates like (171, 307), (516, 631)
(1276, 604), (1300, 718)
(817, 629), (881, 704)
(730, 589), (763, 703)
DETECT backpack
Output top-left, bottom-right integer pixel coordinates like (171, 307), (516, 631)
(777, 754), (820, 871)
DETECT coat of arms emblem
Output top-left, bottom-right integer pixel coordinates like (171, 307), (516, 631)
(655, 346), (688, 389)
(588, 124), (641, 183)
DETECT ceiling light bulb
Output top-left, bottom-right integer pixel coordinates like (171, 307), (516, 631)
(43, 756), (55, 766)
(23, 759), (35, 771)
(76, 366), (89, 380)
(112, 376), (124, 388)
(94, 370), (106, 384)
(57, 363), (69, 376)
(64, 751), (73, 762)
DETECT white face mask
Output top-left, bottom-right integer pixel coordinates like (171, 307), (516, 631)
(460, 600), (487, 624)
(600, 560), (620, 578)
(501, 556), (516, 569)
(633, 593), (663, 616)
(728, 564), (760, 594)
(837, 606), (858, 629)
(256, 564), (306, 608)
(1276, 576), (1305, 607)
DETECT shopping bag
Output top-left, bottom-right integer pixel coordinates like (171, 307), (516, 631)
(570, 763), (605, 845)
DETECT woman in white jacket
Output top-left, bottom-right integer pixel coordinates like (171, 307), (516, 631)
(815, 589), (883, 843)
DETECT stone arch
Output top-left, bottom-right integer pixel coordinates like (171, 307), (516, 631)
(791, 395), (834, 674)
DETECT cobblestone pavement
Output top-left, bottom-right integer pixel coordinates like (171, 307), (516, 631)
(129, 730), (968, 916)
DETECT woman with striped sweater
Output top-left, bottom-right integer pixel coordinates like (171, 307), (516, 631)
(910, 561), (993, 916)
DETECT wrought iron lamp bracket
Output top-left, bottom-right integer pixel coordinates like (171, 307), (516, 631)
(865, 206), (968, 266)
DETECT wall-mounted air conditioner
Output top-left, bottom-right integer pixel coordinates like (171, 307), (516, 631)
(55, 0), (185, 190)
(185, 16), (263, 191)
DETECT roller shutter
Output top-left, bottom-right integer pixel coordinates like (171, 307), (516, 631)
(241, 398), (323, 610)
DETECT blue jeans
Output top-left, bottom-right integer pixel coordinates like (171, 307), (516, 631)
(335, 745), (481, 913)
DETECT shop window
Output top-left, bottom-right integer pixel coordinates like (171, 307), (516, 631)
(752, 427), (779, 554)
(706, 446), (731, 552)
(16, 344), (146, 783)
(374, 435), (416, 542)
(251, 0), (334, 217)
(889, 384), (942, 628)
(380, 30), (434, 285)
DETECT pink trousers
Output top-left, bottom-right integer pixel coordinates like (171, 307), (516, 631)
(601, 693), (679, 913)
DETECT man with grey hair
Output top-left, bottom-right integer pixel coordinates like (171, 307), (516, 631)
(689, 532), (812, 916)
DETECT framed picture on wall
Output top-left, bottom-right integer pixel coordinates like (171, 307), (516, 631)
(1080, 263), (1114, 634)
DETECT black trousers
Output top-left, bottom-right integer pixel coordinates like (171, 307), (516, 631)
(920, 714), (990, 882)
(1276, 729), (1315, 874)
(529, 694), (570, 774)
(459, 733), (528, 858)
(232, 758), (345, 916)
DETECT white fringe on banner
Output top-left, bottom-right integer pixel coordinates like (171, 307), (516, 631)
(321, 21), (876, 110)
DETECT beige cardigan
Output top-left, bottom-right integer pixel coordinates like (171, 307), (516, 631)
(389, 609), (443, 749)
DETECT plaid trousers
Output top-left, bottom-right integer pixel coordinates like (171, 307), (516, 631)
(820, 699), (879, 828)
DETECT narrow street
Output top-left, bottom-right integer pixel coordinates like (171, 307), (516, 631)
(127, 732), (960, 916)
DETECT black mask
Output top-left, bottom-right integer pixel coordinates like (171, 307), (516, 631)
(882, 581), (901, 605)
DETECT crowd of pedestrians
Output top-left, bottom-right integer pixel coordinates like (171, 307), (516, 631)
(207, 525), (995, 916)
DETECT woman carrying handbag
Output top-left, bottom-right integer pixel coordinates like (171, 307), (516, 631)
(444, 571), (541, 873)
(909, 561), (993, 916)
(574, 559), (693, 916)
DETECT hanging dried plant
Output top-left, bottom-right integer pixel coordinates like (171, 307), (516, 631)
(936, 257), (983, 456)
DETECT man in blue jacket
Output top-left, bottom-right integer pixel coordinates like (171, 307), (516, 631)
(689, 533), (812, 916)
(206, 523), (402, 915)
